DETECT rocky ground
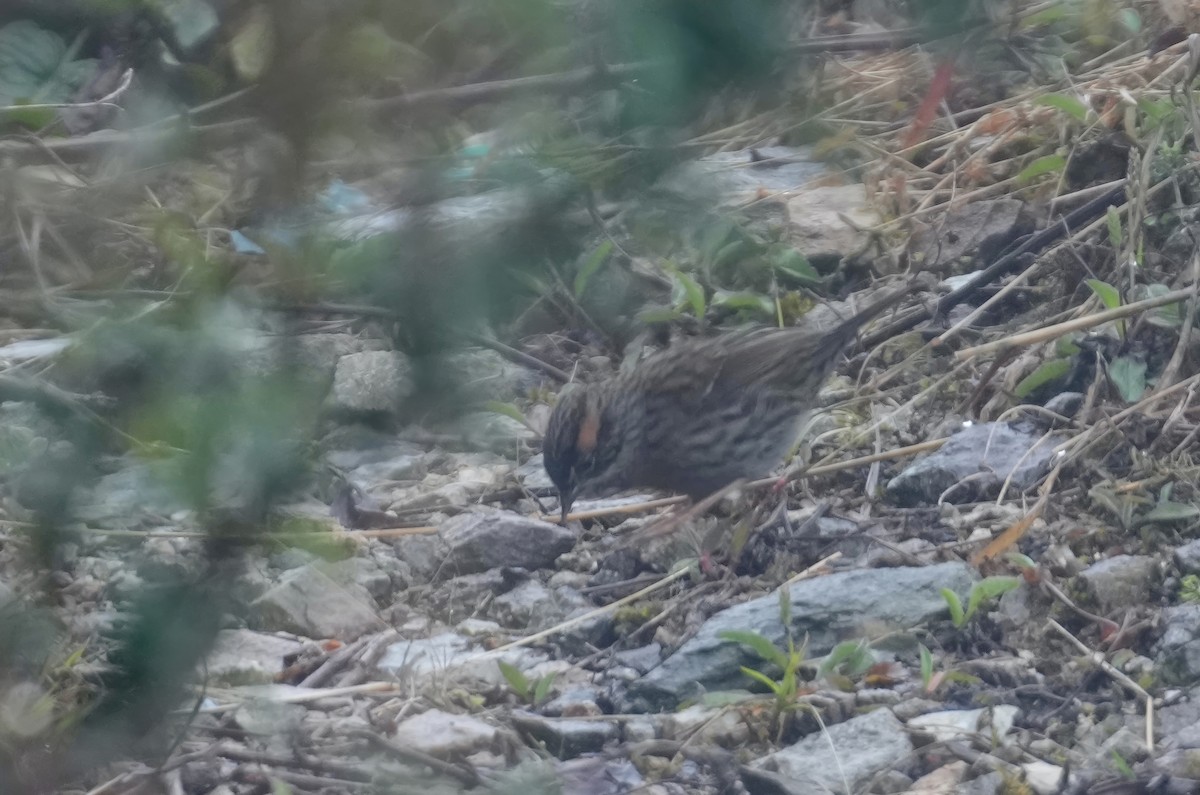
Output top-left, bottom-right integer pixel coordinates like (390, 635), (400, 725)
(4, 2), (1200, 794)
(3, 139), (1200, 794)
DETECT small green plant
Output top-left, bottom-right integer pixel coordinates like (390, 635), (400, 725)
(1180, 575), (1200, 603)
(497, 661), (557, 707)
(940, 576), (1021, 629)
(719, 588), (806, 735)
(818, 639), (874, 685)
(916, 642), (981, 693)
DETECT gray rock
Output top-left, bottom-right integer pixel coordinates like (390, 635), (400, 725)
(439, 510), (576, 576)
(327, 351), (413, 415)
(326, 439), (426, 484)
(908, 705), (1019, 744)
(659, 147), (826, 208)
(784, 184), (882, 264)
(911, 198), (1026, 272)
(1158, 687), (1200, 750)
(886, 423), (1061, 506)
(251, 564), (384, 639)
(960, 772), (1004, 795)
(1076, 555), (1159, 614)
(542, 688), (603, 718)
(516, 454), (555, 492)
(557, 755), (644, 795)
(392, 709), (498, 756)
(625, 562), (975, 711)
(514, 711), (618, 758)
(1176, 539), (1200, 574)
(451, 411), (537, 452)
(204, 629), (308, 686)
(376, 632), (552, 690)
(750, 708), (912, 794)
(1157, 606), (1200, 685)
(612, 644), (662, 674)
(440, 347), (533, 404)
(295, 333), (385, 379)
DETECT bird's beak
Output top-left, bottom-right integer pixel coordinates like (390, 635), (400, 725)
(559, 492), (574, 524)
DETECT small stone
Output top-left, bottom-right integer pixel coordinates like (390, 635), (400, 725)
(439, 510), (575, 576)
(751, 709), (912, 794)
(251, 564), (383, 639)
(328, 351), (413, 416)
(392, 709), (498, 757)
(1077, 555), (1159, 614)
(514, 711), (618, 758)
(1176, 539), (1200, 574)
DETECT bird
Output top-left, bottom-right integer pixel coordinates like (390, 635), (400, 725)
(542, 281), (917, 520)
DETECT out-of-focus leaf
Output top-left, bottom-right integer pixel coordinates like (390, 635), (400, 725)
(484, 401), (526, 424)
(1014, 358), (1071, 398)
(711, 290), (773, 318)
(719, 630), (787, 669)
(701, 690), (755, 706)
(532, 672), (555, 704)
(1016, 154), (1066, 185)
(668, 266), (706, 318)
(1105, 207), (1123, 249)
(1118, 8), (1141, 33)
(229, 4), (275, 82)
(1139, 283), (1183, 328)
(637, 307), (684, 324)
(1138, 501), (1200, 526)
(1108, 356), (1147, 402)
(940, 588), (965, 626)
(0, 21), (97, 108)
(769, 247), (821, 286)
(573, 240), (614, 298)
(1034, 93), (1090, 123)
(497, 660), (529, 696)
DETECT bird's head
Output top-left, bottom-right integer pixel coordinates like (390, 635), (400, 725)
(542, 382), (623, 521)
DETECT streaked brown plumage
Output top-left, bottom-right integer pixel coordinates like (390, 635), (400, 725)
(543, 283), (913, 519)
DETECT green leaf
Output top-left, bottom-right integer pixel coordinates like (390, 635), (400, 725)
(0, 21), (98, 108)
(1004, 552), (1037, 570)
(637, 307), (684, 324)
(778, 586), (792, 626)
(1023, 5), (1068, 26)
(710, 290), (773, 317)
(719, 630), (788, 668)
(1118, 8), (1141, 34)
(1138, 501), (1200, 526)
(484, 401), (526, 424)
(573, 240), (614, 298)
(532, 673), (556, 704)
(918, 644), (934, 686)
(739, 666), (784, 696)
(1086, 279), (1122, 310)
(700, 690), (756, 706)
(770, 247), (821, 286)
(497, 660), (529, 698)
(1106, 207), (1123, 249)
(940, 587), (966, 628)
(666, 264), (706, 318)
(820, 640), (871, 677)
(1108, 356), (1147, 402)
(712, 240), (752, 270)
(1014, 358), (1071, 398)
(1016, 154), (1066, 185)
(698, 218), (737, 262)
(1139, 283), (1183, 328)
(1034, 93), (1090, 123)
(964, 576), (1021, 623)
